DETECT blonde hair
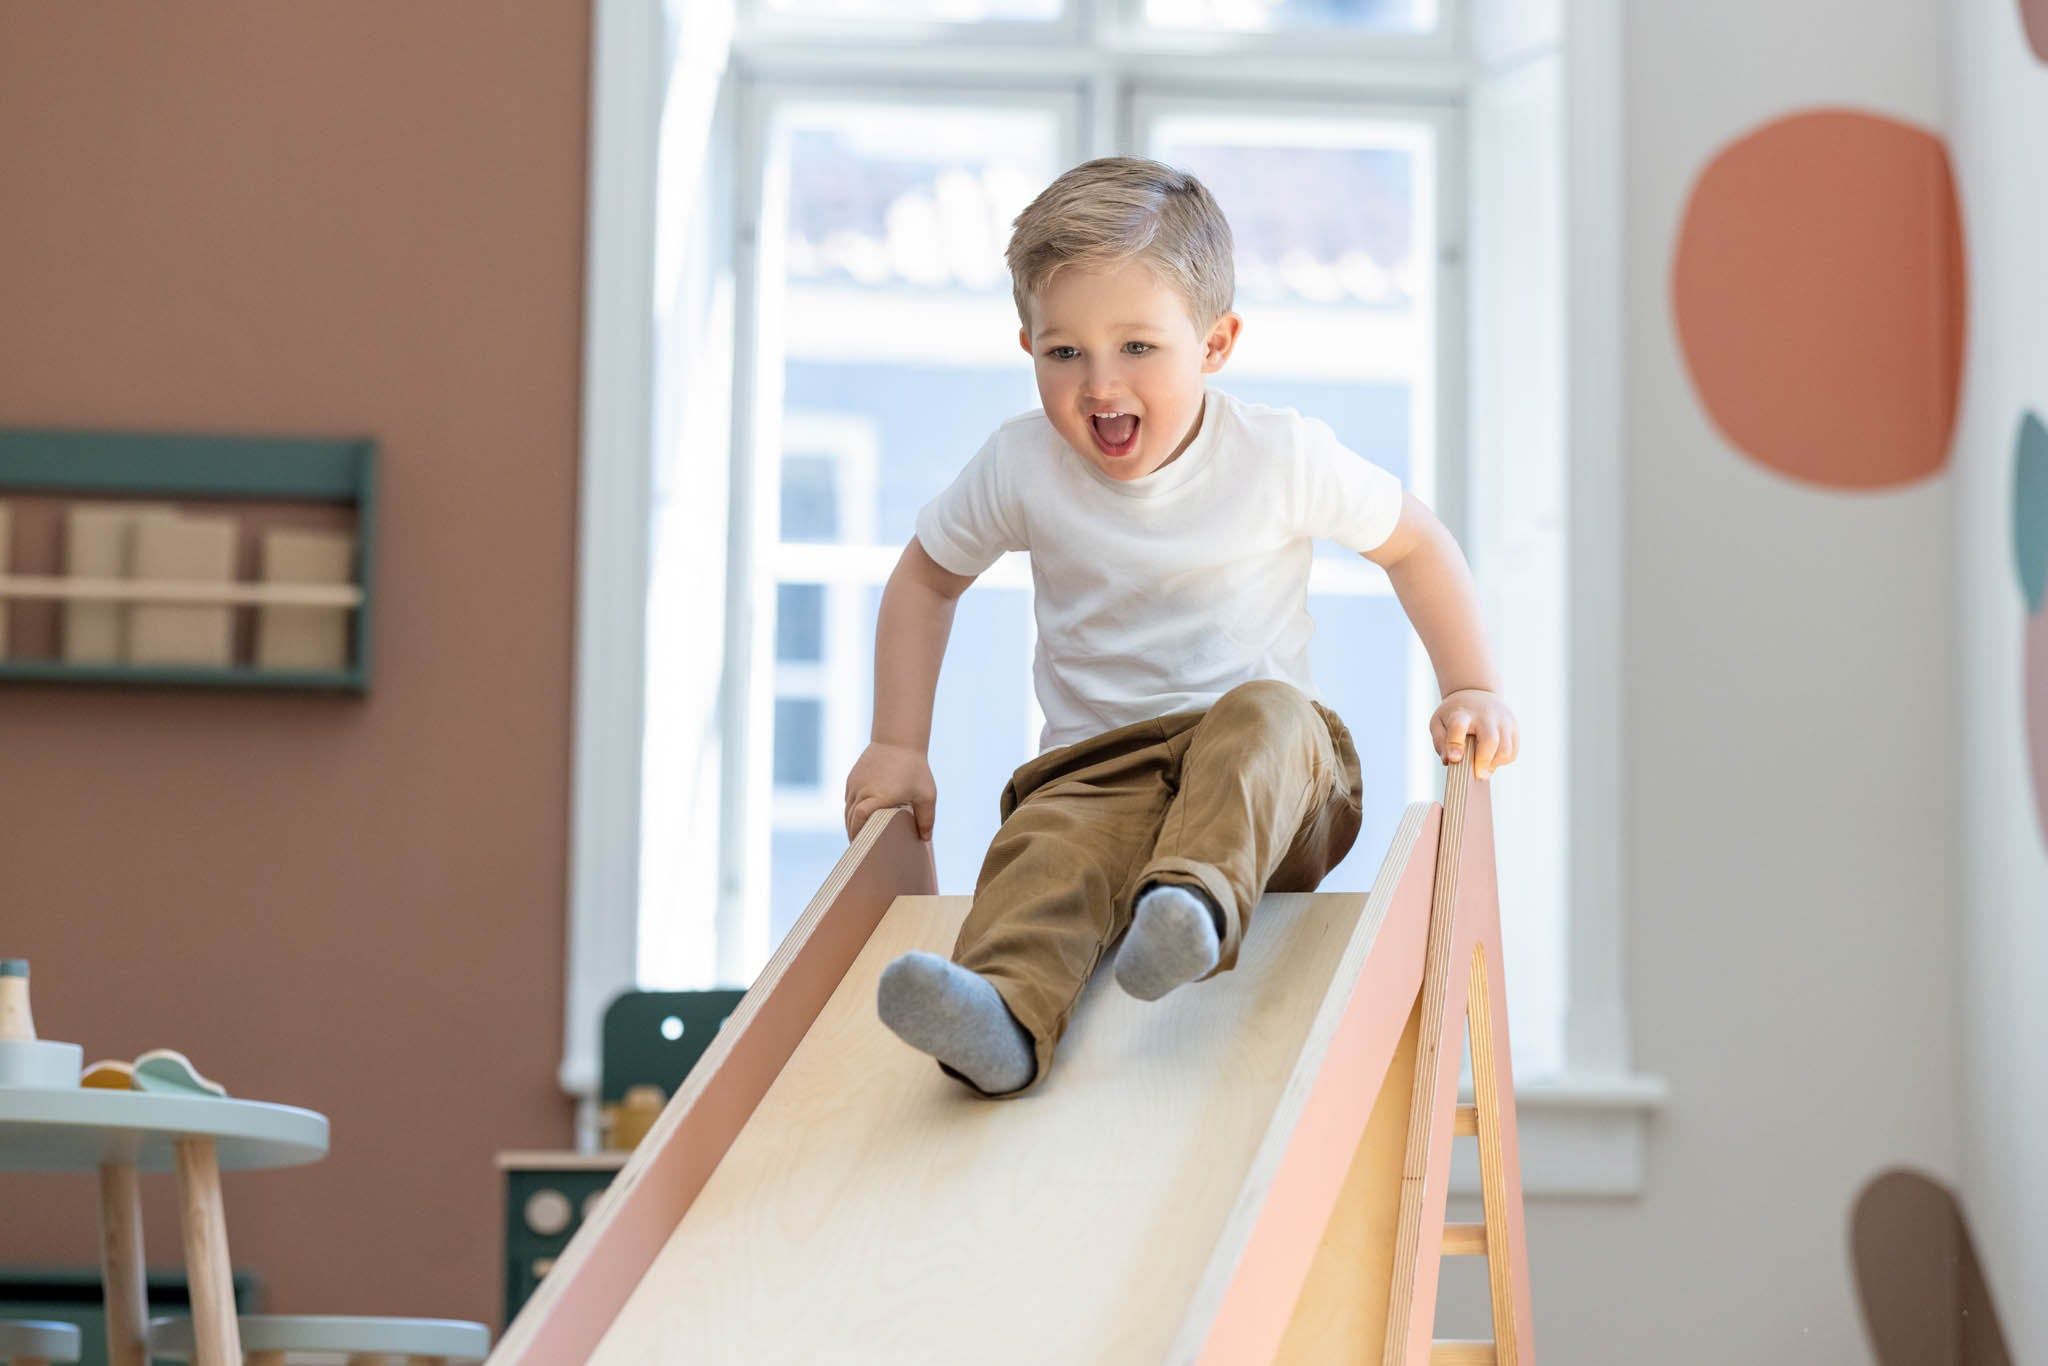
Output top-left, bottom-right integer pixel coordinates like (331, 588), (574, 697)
(1006, 156), (1235, 334)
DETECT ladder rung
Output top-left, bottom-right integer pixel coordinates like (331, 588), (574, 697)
(1432, 1341), (1497, 1366)
(1442, 1222), (1488, 1256)
(1455, 1104), (1479, 1135)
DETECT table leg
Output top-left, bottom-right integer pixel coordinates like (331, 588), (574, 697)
(173, 1136), (244, 1366)
(97, 1160), (149, 1366)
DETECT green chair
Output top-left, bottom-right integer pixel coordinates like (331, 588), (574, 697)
(148, 1314), (488, 1364)
(0, 1320), (79, 1366)
(501, 990), (749, 1324)
(600, 988), (746, 1109)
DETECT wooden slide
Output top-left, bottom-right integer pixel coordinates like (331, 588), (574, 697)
(493, 755), (1533, 1364)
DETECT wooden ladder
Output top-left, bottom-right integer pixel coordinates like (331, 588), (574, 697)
(1382, 751), (1535, 1366)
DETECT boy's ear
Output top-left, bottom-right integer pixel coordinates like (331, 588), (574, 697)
(1018, 326), (1032, 355)
(1202, 312), (1243, 373)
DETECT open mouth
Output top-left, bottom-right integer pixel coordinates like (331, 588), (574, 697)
(1089, 411), (1141, 459)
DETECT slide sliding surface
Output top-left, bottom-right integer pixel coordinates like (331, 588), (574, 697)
(495, 794), (1492, 1364)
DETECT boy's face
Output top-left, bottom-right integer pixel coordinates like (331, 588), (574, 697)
(1019, 260), (1241, 483)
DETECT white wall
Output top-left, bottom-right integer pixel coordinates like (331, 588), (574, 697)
(1948, 0), (2048, 1357)
(1436, 0), (1963, 1357)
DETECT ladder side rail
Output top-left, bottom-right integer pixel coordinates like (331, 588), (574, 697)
(1382, 756), (1479, 1364)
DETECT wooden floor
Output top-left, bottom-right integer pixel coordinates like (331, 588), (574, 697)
(589, 890), (1388, 1366)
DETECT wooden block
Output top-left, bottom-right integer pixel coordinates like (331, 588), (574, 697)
(1441, 1223), (1488, 1256)
(256, 527), (355, 670)
(127, 513), (238, 666)
(63, 502), (175, 662)
(63, 504), (136, 662)
(0, 500), (11, 657)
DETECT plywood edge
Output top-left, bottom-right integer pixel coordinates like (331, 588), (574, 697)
(1385, 767), (1479, 1364)
(1452, 778), (1537, 1364)
(1174, 801), (1442, 1365)
(489, 807), (937, 1366)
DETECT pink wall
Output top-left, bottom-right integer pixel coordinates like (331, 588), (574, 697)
(0, 1), (589, 1325)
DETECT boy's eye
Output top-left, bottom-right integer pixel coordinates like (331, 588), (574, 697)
(1043, 342), (1152, 360)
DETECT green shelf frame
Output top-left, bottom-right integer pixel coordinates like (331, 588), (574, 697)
(0, 428), (377, 692)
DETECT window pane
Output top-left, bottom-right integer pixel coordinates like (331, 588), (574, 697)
(1146, 112), (1435, 561)
(1144, 0), (1435, 34)
(753, 98), (1063, 961)
(772, 697), (824, 788)
(768, 100), (1058, 547)
(775, 582), (825, 662)
(767, 584), (1036, 942)
(779, 453), (840, 542)
(765, 0), (1062, 20)
(1303, 592), (1411, 878)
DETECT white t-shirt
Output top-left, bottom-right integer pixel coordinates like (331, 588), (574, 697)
(914, 387), (1406, 753)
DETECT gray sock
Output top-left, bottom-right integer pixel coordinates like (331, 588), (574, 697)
(877, 951), (1036, 1095)
(1114, 883), (1223, 1001)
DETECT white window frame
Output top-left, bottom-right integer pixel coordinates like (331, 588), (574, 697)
(766, 413), (880, 826)
(564, 0), (1666, 1189)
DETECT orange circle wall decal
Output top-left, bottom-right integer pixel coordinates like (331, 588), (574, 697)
(2024, 0), (2048, 62)
(1672, 110), (1966, 490)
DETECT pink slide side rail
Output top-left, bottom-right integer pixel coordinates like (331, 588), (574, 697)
(1188, 805), (1439, 1364)
(1189, 764), (1534, 1364)
(487, 806), (936, 1366)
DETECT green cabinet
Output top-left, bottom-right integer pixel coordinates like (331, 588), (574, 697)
(497, 1153), (627, 1327)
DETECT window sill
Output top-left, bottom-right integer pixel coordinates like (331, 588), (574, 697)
(1452, 1071), (1670, 1198)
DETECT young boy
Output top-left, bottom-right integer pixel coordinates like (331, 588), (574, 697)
(842, 156), (1518, 1099)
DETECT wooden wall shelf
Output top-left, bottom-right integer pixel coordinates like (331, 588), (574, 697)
(0, 428), (377, 692)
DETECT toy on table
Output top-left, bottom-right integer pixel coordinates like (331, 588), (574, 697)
(0, 959), (84, 1089)
(81, 1047), (227, 1097)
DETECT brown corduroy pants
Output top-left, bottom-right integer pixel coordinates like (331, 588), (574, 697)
(945, 679), (1365, 1097)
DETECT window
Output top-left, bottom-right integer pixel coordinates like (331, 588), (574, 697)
(647, 0), (1511, 1025)
(572, 0), (1660, 1189)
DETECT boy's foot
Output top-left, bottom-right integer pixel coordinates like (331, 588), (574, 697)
(1114, 883), (1223, 1001)
(877, 951), (1037, 1095)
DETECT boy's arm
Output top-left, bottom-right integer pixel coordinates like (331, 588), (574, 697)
(843, 536), (979, 841)
(1363, 491), (1520, 779)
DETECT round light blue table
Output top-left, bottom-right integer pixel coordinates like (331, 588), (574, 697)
(0, 1087), (327, 1366)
